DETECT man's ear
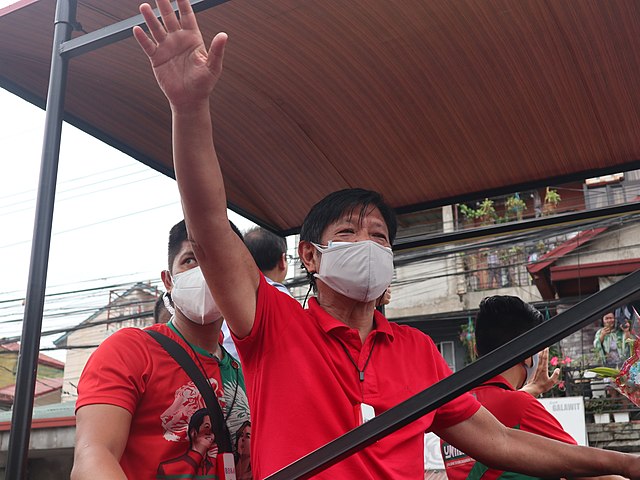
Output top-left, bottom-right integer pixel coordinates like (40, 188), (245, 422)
(298, 241), (319, 274)
(161, 270), (173, 292)
(279, 252), (288, 272)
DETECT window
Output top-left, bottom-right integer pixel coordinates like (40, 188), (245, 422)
(437, 341), (456, 372)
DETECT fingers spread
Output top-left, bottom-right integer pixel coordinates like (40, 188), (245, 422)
(177, 0), (198, 30)
(133, 25), (156, 57)
(540, 347), (549, 360)
(139, 3), (166, 44)
(157, 0), (181, 33)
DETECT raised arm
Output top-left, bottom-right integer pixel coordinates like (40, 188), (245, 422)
(133, 0), (259, 337)
(437, 406), (640, 478)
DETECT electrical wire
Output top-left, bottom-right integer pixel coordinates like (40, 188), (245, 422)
(0, 201), (178, 250)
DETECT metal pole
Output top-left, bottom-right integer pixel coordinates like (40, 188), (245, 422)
(5, 0), (76, 477)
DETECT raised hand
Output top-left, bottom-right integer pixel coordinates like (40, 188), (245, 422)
(133, 0), (227, 110)
(520, 348), (561, 397)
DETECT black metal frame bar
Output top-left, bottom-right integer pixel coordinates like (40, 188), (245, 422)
(59, 0), (229, 59)
(9, 0), (640, 477)
(5, 0), (77, 477)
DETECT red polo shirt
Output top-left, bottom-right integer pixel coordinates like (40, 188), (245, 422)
(234, 274), (481, 479)
(441, 375), (576, 480)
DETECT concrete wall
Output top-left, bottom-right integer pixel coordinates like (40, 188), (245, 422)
(587, 422), (640, 453)
(0, 427), (75, 480)
(462, 285), (541, 311)
(388, 206), (464, 318)
(387, 256), (463, 318)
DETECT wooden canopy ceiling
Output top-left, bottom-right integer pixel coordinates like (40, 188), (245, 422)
(2, 0), (640, 234)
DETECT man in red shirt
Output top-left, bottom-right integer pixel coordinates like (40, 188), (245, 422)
(72, 221), (252, 479)
(132, 1), (640, 477)
(441, 296), (588, 480)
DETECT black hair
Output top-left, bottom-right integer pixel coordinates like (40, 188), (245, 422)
(602, 311), (615, 326)
(475, 295), (543, 357)
(187, 408), (211, 449)
(167, 219), (244, 270)
(153, 296), (171, 324)
(168, 220), (188, 271)
(299, 188), (397, 245)
(244, 227), (287, 272)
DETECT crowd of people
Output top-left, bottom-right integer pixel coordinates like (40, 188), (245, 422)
(70, 1), (640, 478)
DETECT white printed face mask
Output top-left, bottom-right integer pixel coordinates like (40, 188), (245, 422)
(312, 240), (393, 303)
(170, 266), (222, 325)
(523, 352), (540, 386)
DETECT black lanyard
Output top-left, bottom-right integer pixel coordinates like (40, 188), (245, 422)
(333, 334), (377, 383)
(169, 321), (240, 419)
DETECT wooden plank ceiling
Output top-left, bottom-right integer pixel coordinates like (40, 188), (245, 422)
(1, 0), (640, 234)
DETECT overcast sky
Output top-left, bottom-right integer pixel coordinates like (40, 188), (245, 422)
(0, 87), (256, 359)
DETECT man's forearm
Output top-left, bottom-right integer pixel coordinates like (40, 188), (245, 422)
(172, 103), (229, 237)
(485, 428), (634, 478)
(71, 446), (127, 480)
(440, 408), (638, 478)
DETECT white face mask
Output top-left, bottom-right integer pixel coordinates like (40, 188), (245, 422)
(312, 240), (394, 303)
(523, 352), (540, 386)
(170, 266), (222, 325)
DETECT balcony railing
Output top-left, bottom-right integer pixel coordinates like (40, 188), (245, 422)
(545, 365), (640, 422)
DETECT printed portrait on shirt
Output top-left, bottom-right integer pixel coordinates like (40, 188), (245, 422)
(156, 374), (252, 479)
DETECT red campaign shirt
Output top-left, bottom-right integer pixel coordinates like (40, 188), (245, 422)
(441, 375), (577, 480)
(76, 323), (252, 479)
(234, 274), (481, 479)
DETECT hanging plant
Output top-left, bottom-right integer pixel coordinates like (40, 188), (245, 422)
(505, 193), (527, 221)
(460, 317), (477, 364)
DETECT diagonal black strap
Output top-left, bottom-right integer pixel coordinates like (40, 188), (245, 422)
(146, 329), (233, 453)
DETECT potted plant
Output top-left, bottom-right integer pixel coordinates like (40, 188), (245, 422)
(505, 193), (527, 221)
(542, 187), (561, 216)
(613, 410), (630, 423)
(611, 392), (631, 423)
(477, 198), (498, 225)
(458, 204), (479, 227)
(585, 397), (610, 423)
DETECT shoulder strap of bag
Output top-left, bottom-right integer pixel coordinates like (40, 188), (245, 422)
(145, 329), (233, 453)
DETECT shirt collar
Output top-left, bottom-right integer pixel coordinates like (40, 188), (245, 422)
(482, 374), (515, 391)
(308, 297), (394, 341)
